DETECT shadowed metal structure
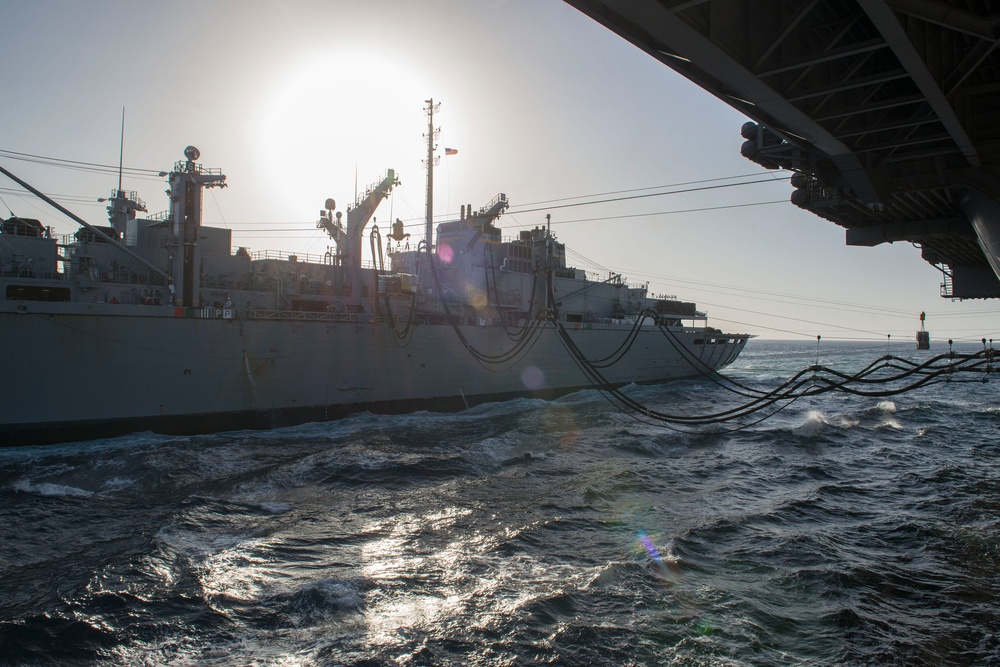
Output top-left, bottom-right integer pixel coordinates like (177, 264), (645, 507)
(564, 0), (1000, 299)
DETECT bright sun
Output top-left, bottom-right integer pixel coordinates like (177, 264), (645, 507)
(256, 48), (430, 216)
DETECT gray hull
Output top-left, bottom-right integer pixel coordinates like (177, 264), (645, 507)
(1, 304), (746, 446)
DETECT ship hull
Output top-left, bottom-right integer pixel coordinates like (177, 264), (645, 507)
(1, 304), (746, 446)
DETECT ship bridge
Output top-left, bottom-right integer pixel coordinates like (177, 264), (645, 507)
(564, 0), (1000, 299)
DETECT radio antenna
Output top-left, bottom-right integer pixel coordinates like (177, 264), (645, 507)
(118, 106), (125, 192)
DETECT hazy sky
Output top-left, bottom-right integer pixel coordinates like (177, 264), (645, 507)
(2, 0), (997, 342)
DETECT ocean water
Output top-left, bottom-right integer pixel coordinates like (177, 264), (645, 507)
(1, 340), (998, 666)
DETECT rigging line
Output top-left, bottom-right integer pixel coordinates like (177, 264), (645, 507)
(643, 331), (920, 422)
(586, 314), (654, 367)
(548, 224), (921, 319)
(0, 148), (163, 174)
(484, 246), (539, 342)
(678, 288), (917, 326)
(379, 178), (788, 229)
(637, 353), (987, 425)
(617, 268), (922, 318)
(555, 262), (923, 331)
(568, 310), (919, 424)
(702, 390), (812, 434)
(0, 191), (65, 225)
(371, 228), (419, 345)
(514, 171), (791, 208)
(226, 229), (321, 233)
(550, 255), (917, 331)
(425, 243), (549, 369)
(538, 283), (727, 424)
(767, 353), (991, 400)
(700, 316), (812, 339)
(704, 302), (889, 336)
(711, 316), (989, 342)
(654, 325), (769, 399)
(0, 187), (107, 204)
(924, 310), (1000, 318)
(537, 199), (788, 226)
(548, 270), (902, 340)
(0, 157), (160, 180)
(228, 240), (983, 342)
(608, 378), (813, 435)
(506, 178), (786, 216)
(390, 196), (785, 239)
(209, 190), (228, 228)
(802, 364), (982, 399)
(625, 263), (924, 314)
(550, 318), (774, 424)
(534, 259), (991, 426)
(555, 321), (993, 427)
(558, 249), (921, 323)
(373, 236), (418, 344)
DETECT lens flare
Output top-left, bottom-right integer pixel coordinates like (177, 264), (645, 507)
(637, 531), (680, 582)
(470, 289), (488, 310)
(637, 531), (662, 561)
(520, 365), (545, 391)
(558, 426), (581, 447)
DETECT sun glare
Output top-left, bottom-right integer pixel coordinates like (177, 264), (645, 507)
(255, 49), (429, 217)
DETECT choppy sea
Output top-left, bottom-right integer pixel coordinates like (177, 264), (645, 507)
(1, 340), (999, 666)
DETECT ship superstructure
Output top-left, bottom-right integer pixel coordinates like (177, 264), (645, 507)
(0, 117), (748, 446)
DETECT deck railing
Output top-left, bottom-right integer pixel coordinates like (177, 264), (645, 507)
(247, 309), (357, 322)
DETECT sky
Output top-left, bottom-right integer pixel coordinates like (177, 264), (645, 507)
(2, 0), (997, 342)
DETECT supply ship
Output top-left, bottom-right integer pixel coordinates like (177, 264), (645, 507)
(0, 117), (748, 446)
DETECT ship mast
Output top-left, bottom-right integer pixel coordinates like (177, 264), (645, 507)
(103, 106), (147, 239)
(423, 99), (440, 251)
(118, 106), (125, 192)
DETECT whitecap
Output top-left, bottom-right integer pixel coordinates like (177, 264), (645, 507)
(792, 410), (827, 438)
(635, 439), (667, 456)
(692, 423), (729, 436)
(154, 524), (246, 559)
(473, 436), (510, 463)
(11, 479), (93, 498)
(877, 418), (904, 430)
(101, 476), (135, 492)
(258, 501), (294, 514)
(828, 413), (860, 429)
(584, 560), (636, 589)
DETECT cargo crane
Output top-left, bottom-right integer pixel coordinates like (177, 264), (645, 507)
(318, 169), (399, 315)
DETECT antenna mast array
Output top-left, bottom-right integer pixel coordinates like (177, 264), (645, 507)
(423, 98), (441, 251)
